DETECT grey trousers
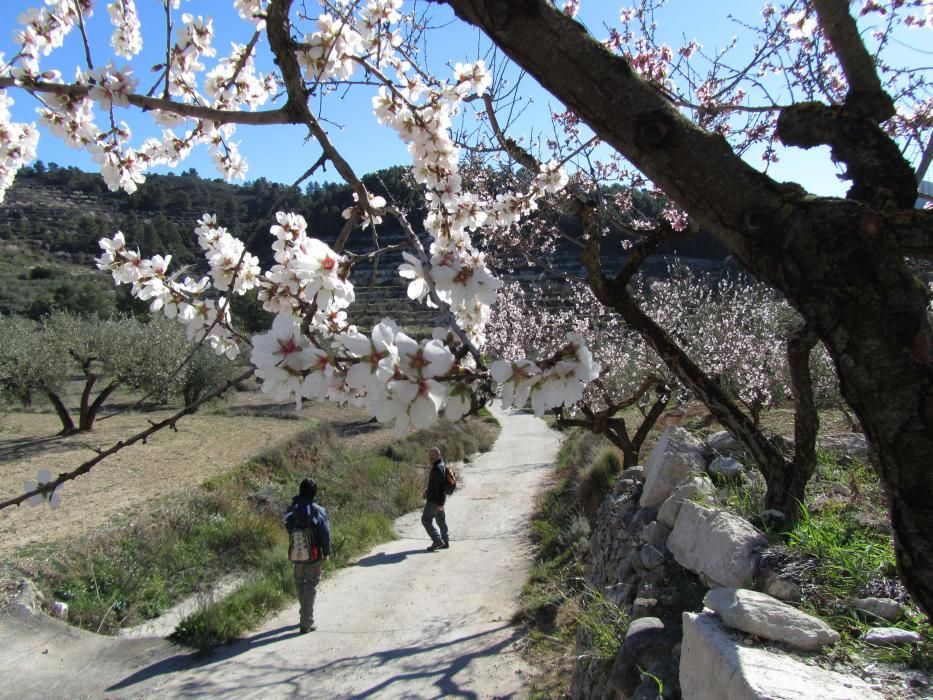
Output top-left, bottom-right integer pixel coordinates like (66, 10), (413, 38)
(294, 560), (323, 627)
(421, 501), (448, 545)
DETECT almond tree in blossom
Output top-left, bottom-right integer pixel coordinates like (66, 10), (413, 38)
(0, 0), (931, 615)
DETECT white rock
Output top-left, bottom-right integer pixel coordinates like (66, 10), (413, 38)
(760, 572), (801, 602)
(863, 627), (923, 646)
(851, 597), (903, 622)
(667, 502), (767, 588)
(708, 456), (745, 480)
(707, 430), (742, 456)
(704, 588), (840, 651)
(817, 433), (869, 463)
(50, 601), (69, 620)
(680, 612), (884, 700)
(657, 475), (716, 528)
(640, 427), (707, 508)
(640, 520), (671, 548)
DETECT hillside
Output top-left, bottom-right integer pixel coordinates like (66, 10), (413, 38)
(0, 163), (730, 325)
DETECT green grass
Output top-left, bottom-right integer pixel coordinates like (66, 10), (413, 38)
(20, 414), (500, 651)
(714, 448), (931, 668)
(520, 428), (628, 696)
(783, 505), (932, 670)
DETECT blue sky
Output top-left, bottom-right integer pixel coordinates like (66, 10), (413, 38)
(2, 0), (918, 197)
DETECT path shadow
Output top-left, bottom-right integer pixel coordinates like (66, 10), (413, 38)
(311, 624), (524, 699)
(106, 625), (302, 691)
(109, 621), (523, 698)
(351, 548), (426, 567)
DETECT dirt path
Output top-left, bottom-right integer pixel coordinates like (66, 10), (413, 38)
(0, 407), (560, 699)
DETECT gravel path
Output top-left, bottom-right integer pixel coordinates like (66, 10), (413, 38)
(0, 407), (560, 699)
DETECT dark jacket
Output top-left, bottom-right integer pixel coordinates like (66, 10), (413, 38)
(284, 495), (331, 558)
(425, 459), (447, 506)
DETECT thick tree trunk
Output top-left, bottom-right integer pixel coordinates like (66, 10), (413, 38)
(442, 0), (933, 616)
(79, 381), (119, 432)
(45, 391), (75, 435)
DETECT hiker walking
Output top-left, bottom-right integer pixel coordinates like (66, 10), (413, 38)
(422, 447), (449, 552)
(285, 477), (331, 633)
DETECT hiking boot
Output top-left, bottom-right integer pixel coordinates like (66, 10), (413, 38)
(440, 540), (450, 549)
(427, 541), (443, 552)
(299, 624), (316, 634)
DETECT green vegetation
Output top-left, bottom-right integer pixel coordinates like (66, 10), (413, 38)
(721, 448), (931, 670)
(17, 414), (499, 652)
(0, 162), (423, 323)
(0, 312), (239, 432)
(519, 428), (628, 697)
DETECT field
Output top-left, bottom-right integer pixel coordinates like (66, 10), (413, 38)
(0, 386), (394, 561)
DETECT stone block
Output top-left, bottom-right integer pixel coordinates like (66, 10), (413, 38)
(640, 427), (707, 508)
(704, 588), (839, 651)
(667, 502), (766, 588)
(680, 612), (883, 700)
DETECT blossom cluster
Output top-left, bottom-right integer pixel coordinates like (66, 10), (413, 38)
(96, 229), (241, 358)
(0, 90), (39, 204)
(370, 63), (567, 345)
(5, 4), (274, 199)
(10, 0), (597, 446)
(490, 332), (601, 417)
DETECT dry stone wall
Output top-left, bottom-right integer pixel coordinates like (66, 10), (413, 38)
(570, 427), (901, 700)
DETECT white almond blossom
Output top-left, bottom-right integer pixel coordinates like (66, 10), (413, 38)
(24, 469), (63, 508)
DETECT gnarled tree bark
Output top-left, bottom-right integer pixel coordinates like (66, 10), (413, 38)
(440, 0), (933, 617)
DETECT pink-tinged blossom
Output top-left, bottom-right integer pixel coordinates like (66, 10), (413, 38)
(662, 205), (690, 231)
(398, 252), (431, 303)
(301, 348), (336, 400)
(342, 191), (387, 227)
(108, 0), (142, 58)
(0, 92), (39, 204)
(784, 9), (817, 39)
(339, 319), (400, 394)
(490, 359), (542, 409)
(251, 313), (319, 409)
(383, 376), (447, 436)
(87, 63), (138, 109)
(395, 333), (455, 379)
(443, 382), (473, 421)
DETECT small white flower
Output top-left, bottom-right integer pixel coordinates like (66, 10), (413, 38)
(24, 468), (63, 508)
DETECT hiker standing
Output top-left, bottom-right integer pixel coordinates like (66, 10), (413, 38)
(284, 477), (331, 633)
(421, 447), (449, 552)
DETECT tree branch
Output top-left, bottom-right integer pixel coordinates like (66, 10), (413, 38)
(0, 368), (254, 512)
(0, 77), (296, 126)
(776, 101), (916, 209)
(811, 0), (895, 121)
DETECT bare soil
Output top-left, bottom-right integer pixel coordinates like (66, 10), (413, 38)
(0, 389), (391, 560)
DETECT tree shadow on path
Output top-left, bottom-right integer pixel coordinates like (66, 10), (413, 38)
(106, 624), (303, 691)
(108, 622), (525, 698)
